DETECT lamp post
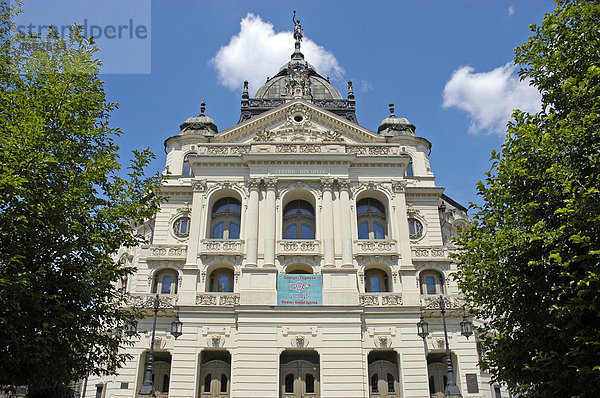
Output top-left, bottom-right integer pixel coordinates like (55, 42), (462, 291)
(416, 295), (473, 398)
(138, 294), (183, 396)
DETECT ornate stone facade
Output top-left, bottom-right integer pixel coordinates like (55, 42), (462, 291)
(87, 17), (502, 398)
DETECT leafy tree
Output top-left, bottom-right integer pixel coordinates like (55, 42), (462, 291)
(0, 1), (162, 391)
(454, 1), (600, 396)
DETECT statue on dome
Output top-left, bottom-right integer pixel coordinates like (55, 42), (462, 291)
(292, 11), (303, 45)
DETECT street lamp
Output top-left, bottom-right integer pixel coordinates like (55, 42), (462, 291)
(416, 295), (473, 398)
(138, 294), (183, 396)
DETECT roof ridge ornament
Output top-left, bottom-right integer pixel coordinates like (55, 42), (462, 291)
(389, 102), (396, 118)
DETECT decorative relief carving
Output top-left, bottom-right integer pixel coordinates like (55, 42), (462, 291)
(337, 178), (351, 191)
(381, 294), (403, 306)
(359, 293), (402, 307)
(192, 180), (207, 192)
(421, 295), (464, 310)
(320, 177), (334, 191)
(264, 178), (278, 190)
(345, 145), (398, 156)
(406, 203), (421, 217)
(211, 335), (221, 348)
(247, 178), (262, 190)
(295, 335), (305, 348)
(378, 335), (388, 348)
(391, 180), (407, 193)
(196, 294), (216, 305)
(253, 129), (274, 141)
(196, 293), (240, 306)
(206, 146), (229, 155)
(359, 294), (379, 306)
(322, 130), (343, 142)
(127, 293), (177, 308)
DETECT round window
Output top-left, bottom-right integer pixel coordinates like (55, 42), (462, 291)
(173, 216), (191, 238)
(293, 115), (303, 123)
(408, 218), (423, 239)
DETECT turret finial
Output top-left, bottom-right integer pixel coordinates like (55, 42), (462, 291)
(389, 102), (395, 117)
(200, 101), (206, 116)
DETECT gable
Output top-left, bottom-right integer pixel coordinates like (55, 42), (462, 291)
(213, 100), (385, 145)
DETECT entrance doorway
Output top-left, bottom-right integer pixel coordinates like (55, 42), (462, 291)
(368, 351), (400, 398)
(199, 350), (231, 398)
(280, 350), (320, 398)
(427, 352), (458, 397)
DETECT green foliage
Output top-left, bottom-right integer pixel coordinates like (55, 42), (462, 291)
(0, 1), (162, 390)
(453, 1), (600, 396)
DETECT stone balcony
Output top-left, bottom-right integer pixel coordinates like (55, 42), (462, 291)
(359, 293), (403, 307)
(277, 239), (320, 256)
(420, 294), (464, 310)
(143, 244), (187, 260)
(354, 239), (398, 256)
(200, 239), (244, 255)
(127, 293), (178, 308)
(411, 245), (449, 260)
(196, 292), (240, 306)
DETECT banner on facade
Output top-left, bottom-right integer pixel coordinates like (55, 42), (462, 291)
(277, 274), (322, 306)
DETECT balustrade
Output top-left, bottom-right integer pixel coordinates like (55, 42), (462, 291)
(200, 239), (244, 255)
(353, 240), (398, 255)
(277, 240), (320, 255)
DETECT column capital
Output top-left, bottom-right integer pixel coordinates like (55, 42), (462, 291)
(264, 178), (278, 190)
(192, 179), (207, 192)
(247, 178), (262, 191)
(320, 177), (334, 191)
(337, 178), (351, 191)
(391, 180), (407, 193)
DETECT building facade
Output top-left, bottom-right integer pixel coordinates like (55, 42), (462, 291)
(87, 20), (504, 398)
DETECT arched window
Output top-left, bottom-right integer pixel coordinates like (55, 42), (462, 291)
(152, 269), (178, 294)
(285, 374), (294, 393)
(405, 157), (414, 177)
(306, 373), (315, 393)
(408, 218), (424, 239)
(283, 200), (315, 239)
(364, 269), (389, 292)
(220, 374), (228, 393)
(357, 198), (387, 239)
(211, 198), (241, 239)
(420, 270), (444, 295)
(204, 374), (211, 393)
(209, 268), (234, 292)
(387, 373), (395, 393)
(371, 373), (379, 393)
(182, 153), (195, 176)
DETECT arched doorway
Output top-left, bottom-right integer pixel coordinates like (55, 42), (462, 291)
(199, 350), (231, 398)
(427, 352), (458, 397)
(280, 350), (320, 398)
(368, 351), (400, 398)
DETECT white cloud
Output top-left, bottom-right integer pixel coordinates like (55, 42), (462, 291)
(211, 13), (344, 95)
(508, 6), (515, 16)
(442, 63), (541, 135)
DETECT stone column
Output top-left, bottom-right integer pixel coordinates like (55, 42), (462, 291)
(185, 180), (206, 265)
(321, 178), (335, 267)
(263, 178), (277, 267)
(338, 179), (354, 267)
(392, 180), (412, 263)
(245, 178), (261, 267)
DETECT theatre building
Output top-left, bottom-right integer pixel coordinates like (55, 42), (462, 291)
(86, 18), (505, 398)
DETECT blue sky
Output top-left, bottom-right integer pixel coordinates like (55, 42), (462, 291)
(16, 0), (556, 209)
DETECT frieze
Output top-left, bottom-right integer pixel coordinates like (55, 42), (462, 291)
(411, 246), (448, 259)
(200, 239), (244, 254)
(196, 293), (240, 306)
(359, 293), (403, 307)
(128, 293), (178, 309)
(421, 294), (464, 310)
(278, 240), (320, 253)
